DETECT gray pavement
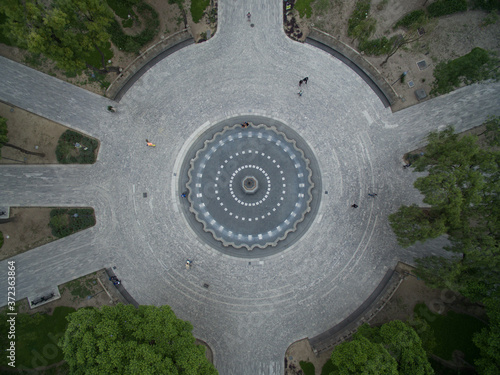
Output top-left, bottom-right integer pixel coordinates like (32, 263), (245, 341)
(0, 1), (500, 374)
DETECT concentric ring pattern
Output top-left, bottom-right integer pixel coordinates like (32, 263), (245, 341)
(187, 123), (314, 250)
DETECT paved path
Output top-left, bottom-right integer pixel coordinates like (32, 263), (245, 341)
(1, 1), (500, 374)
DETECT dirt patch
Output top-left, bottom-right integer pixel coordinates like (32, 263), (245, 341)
(0, 102), (66, 164)
(0, 208), (56, 261)
(289, 1), (500, 111)
(285, 262), (486, 375)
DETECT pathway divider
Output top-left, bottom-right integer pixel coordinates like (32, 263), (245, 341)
(306, 28), (398, 108)
(106, 29), (194, 101)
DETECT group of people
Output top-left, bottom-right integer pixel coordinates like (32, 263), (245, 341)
(241, 122), (250, 128)
(109, 275), (121, 286)
(298, 77), (309, 96)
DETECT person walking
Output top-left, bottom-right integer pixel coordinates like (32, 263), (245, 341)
(299, 79), (303, 87)
(368, 193), (377, 197)
(146, 139), (155, 147)
(351, 204), (358, 208)
(247, 12), (251, 21)
(298, 90), (303, 97)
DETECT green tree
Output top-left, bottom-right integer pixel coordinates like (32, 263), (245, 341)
(331, 335), (398, 375)
(380, 321), (434, 375)
(1, 0), (115, 73)
(59, 304), (218, 375)
(473, 298), (500, 375)
(389, 204), (446, 247)
(330, 322), (433, 375)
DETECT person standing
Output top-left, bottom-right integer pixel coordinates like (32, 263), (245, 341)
(247, 12), (251, 21)
(303, 77), (309, 84)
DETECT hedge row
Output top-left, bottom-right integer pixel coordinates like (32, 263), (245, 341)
(49, 208), (96, 238)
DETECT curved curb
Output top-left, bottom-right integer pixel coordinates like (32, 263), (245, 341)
(306, 28), (398, 109)
(308, 266), (403, 354)
(106, 29), (194, 101)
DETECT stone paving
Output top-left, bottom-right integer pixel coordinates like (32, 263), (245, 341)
(1, 1), (500, 374)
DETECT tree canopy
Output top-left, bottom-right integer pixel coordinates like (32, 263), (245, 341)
(330, 321), (433, 375)
(389, 117), (500, 302)
(0, 0), (114, 73)
(59, 303), (218, 375)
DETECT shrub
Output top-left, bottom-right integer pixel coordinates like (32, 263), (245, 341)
(191, 0), (210, 24)
(348, 0), (371, 37)
(49, 208), (96, 238)
(427, 0), (467, 18)
(56, 130), (98, 164)
(471, 0), (500, 11)
(106, 0), (140, 19)
(359, 36), (397, 56)
(394, 10), (427, 29)
(299, 361), (315, 375)
(431, 47), (499, 95)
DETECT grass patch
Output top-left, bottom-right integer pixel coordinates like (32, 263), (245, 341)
(394, 10), (427, 30)
(431, 47), (499, 95)
(108, 1), (159, 53)
(0, 306), (76, 368)
(427, 0), (467, 18)
(191, 0), (210, 23)
(56, 130), (98, 164)
(49, 208), (96, 238)
(295, 0), (316, 18)
(414, 303), (486, 362)
(64, 276), (97, 300)
(321, 359), (335, 375)
(299, 361), (315, 375)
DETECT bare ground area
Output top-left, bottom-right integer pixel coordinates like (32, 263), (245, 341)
(288, 0), (500, 111)
(0, 208), (56, 261)
(0, 102), (67, 164)
(0, 0), (216, 96)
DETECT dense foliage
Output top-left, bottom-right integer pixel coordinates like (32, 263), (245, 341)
(431, 47), (500, 95)
(427, 0), (468, 18)
(59, 304), (218, 375)
(0, 0), (114, 73)
(107, 1), (159, 53)
(394, 10), (427, 30)
(390, 117), (500, 373)
(330, 321), (433, 375)
(49, 208), (96, 238)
